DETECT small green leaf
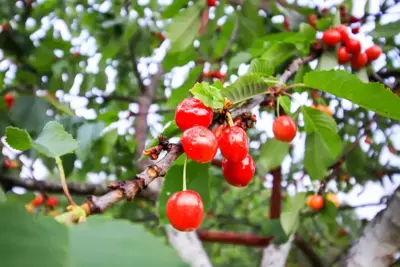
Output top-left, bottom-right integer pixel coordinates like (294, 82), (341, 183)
(190, 82), (225, 109)
(5, 127), (33, 151)
(304, 133), (336, 179)
(304, 70), (400, 120)
(278, 95), (291, 114)
(75, 122), (105, 161)
(0, 187), (6, 203)
(33, 121), (79, 158)
(372, 21), (400, 38)
(162, 0), (190, 19)
(248, 58), (275, 77)
(228, 52), (252, 69)
(317, 50), (338, 70)
(281, 193), (306, 235)
(261, 43), (297, 66)
(258, 139), (289, 173)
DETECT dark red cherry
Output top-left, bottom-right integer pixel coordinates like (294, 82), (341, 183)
(175, 98), (213, 131)
(222, 155), (255, 187)
(345, 39), (361, 54)
(181, 126), (218, 164)
(218, 126), (249, 162)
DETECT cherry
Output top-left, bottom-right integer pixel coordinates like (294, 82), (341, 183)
(219, 126), (249, 162)
(207, 0), (216, 7)
(338, 228), (348, 238)
(181, 126), (218, 164)
(175, 98), (213, 131)
(222, 154), (255, 187)
(32, 195), (44, 206)
(321, 8), (328, 13)
(3, 158), (11, 169)
(283, 17), (289, 31)
(364, 136), (372, 144)
(308, 14), (317, 28)
(272, 115), (297, 142)
(311, 105), (333, 116)
(203, 71), (214, 79)
(349, 16), (360, 23)
(46, 196), (58, 208)
(306, 195), (324, 211)
(4, 93), (14, 109)
(212, 124), (226, 141)
(351, 27), (359, 34)
(337, 46), (350, 64)
(1, 21), (9, 32)
(166, 190), (204, 231)
(155, 31), (165, 41)
(335, 25), (349, 42)
(365, 45), (382, 61)
(213, 71), (226, 80)
(322, 29), (341, 46)
(350, 52), (368, 70)
(345, 38), (361, 54)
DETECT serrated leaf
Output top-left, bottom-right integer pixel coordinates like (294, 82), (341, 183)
(372, 21), (400, 38)
(222, 74), (280, 105)
(304, 133), (336, 179)
(33, 121), (79, 158)
(5, 127), (33, 151)
(317, 50), (338, 70)
(304, 70), (400, 120)
(258, 139), (289, 173)
(190, 82), (225, 109)
(248, 58), (275, 76)
(302, 106), (341, 157)
(278, 95), (291, 114)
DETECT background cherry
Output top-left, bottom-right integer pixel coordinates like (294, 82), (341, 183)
(337, 46), (350, 64)
(345, 39), (361, 54)
(272, 115), (297, 142)
(175, 98), (213, 131)
(322, 29), (341, 46)
(365, 45), (382, 61)
(219, 126), (249, 162)
(166, 190), (204, 231)
(181, 126), (218, 164)
(351, 52), (368, 69)
(207, 0), (216, 7)
(307, 195), (324, 211)
(335, 25), (349, 42)
(222, 154), (255, 187)
(4, 93), (14, 109)
(32, 195), (44, 206)
(46, 196), (58, 208)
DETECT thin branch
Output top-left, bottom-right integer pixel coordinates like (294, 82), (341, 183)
(197, 230), (273, 246)
(269, 167), (282, 219)
(294, 234), (326, 267)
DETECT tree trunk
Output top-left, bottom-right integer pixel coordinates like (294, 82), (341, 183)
(260, 236), (293, 267)
(340, 186), (400, 267)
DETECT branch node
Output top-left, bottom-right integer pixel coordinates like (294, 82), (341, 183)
(147, 165), (160, 179)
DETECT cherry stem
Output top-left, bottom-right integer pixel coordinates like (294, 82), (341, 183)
(276, 96), (280, 117)
(55, 157), (76, 206)
(284, 83), (306, 91)
(226, 111), (234, 127)
(183, 156), (188, 191)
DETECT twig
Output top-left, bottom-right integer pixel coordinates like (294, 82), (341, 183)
(197, 230), (273, 246)
(55, 157), (76, 206)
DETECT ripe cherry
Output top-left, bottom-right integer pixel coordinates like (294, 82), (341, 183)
(4, 93), (14, 109)
(32, 195), (44, 206)
(272, 115), (297, 142)
(213, 71), (226, 80)
(351, 27), (359, 34)
(203, 71), (214, 79)
(335, 25), (349, 42)
(1, 21), (9, 32)
(222, 154), (255, 187)
(46, 196), (58, 208)
(207, 0), (216, 7)
(364, 136), (372, 144)
(306, 195), (324, 211)
(213, 124), (226, 141)
(166, 190), (204, 231)
(351, 52), (368, 70)
(365, 45), (382, 61)
(322, 29), (341, 46)
(308, 14), (317, 28)
(4, 158), (11, 169)
(337, 46), (350, 64)
(345, 38), (361, 54)
(181, 126), (218, 164)
(219, 126), (249, 162)
(175, 98), (213, 131)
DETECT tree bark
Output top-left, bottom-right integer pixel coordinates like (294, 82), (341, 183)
(340, 186), (400, 267)
(260, 236), (294, 267)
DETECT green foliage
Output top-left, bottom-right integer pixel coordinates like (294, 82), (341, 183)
(372, 21), (400, 38)
(248, 58), (275, 77)
(5, 127), (32, 151)
(190, 82), (225, 109)
(278, 95), (291, 114)
(317, 50), (337, 70)
(258, 139), (289, 173)
(281, 193), (306, 236)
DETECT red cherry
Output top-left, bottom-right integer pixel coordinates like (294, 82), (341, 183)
(272, 115), (297, 142)
(213, 71), (226, 80)
(212, 124), (226, 141)
(364, 136), (372, 144)
(181, 126), (218, 164)
(46, 196), (58, 207)
(349, 16), (360, 23)
(351, 27), (359, 34)
(175, 98), (213, 131)
(218, 126), (249, 162)
(3, 158), (11, 169)
(322, 29), (341, 46)
(207, 0), (216, 7)
(166, 190), (204, 231)
(307, 195), (324, 211)
(365, 45), (382, 61)
(337, 46), (350, 64)
(321, 8), (328, 13)
(335, 25), (349, 42)
(222, 154), (255, 187)
(4, 93), (14, 109)
(308, 14), (317, 28)
(1, 21), (9, 32)
(345, 39), (361, 54)
(32, 195), (44, 206)
(351, 52), (368, 70)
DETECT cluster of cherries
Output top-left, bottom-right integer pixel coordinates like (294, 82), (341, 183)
(322, 25), (382, 69)
(31, 195), (58, 209)
(203, 70), (226, 80)
(3, 93), (14, 109)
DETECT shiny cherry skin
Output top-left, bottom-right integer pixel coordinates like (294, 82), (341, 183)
(272, 115), (297, 142)
(351, 52), (368, 69)
(4, 93), (14, 109)
(337, 46), (350, 64)
(222, 154), (255, 187)
(345, 38), (361, 54)
(322, 29), (341, 46)
(175, 98), (213, 131)
(207, 0), (216, 7)
(32, 195), (44, 206)
(46, 196), (58, 208)
(307, 195), (324, 211)
(166, 190), (204, 231)
(351, 27), (359, 34)
(335, 25), (349, 42)
(181, 126), (218, 163)
(365, 45), (382, 61)
(218, 126), (249, 162)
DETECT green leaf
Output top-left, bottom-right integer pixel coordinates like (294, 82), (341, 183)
(372, 21), (400, 38)
(222, 74), (280, 105)
(304, 70), (400, 120)
(302, 106), (341, 157)
(261, 43), (297, 66)
(158, 160), (211, 225)
(71, 217), (187, 267)
(33, 121), (79, 158)
(345, 144), (368, 180)
(304, 133), (336, 179)
(317, 50), (338, 70)
(5, 126), (33, 151)
(261, 219), (289, 244)
(0, 187), (6, 203)
(123, 21), (137, 41)
(248, 58), (275, 77)
(166, 4), (202, 52)
(278, 95), (291, 114)
(214, 13), (237, 58)
(0, 203), (69, 267)
(228, 52), (252, 69)
(163, 0), (190, 19)
(75, 122), (105, 161)
(281, 193), (306, 235)
(44, 95), (75, 116)
(258, 139), (289, 173)
(190, 82), (225, 109)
